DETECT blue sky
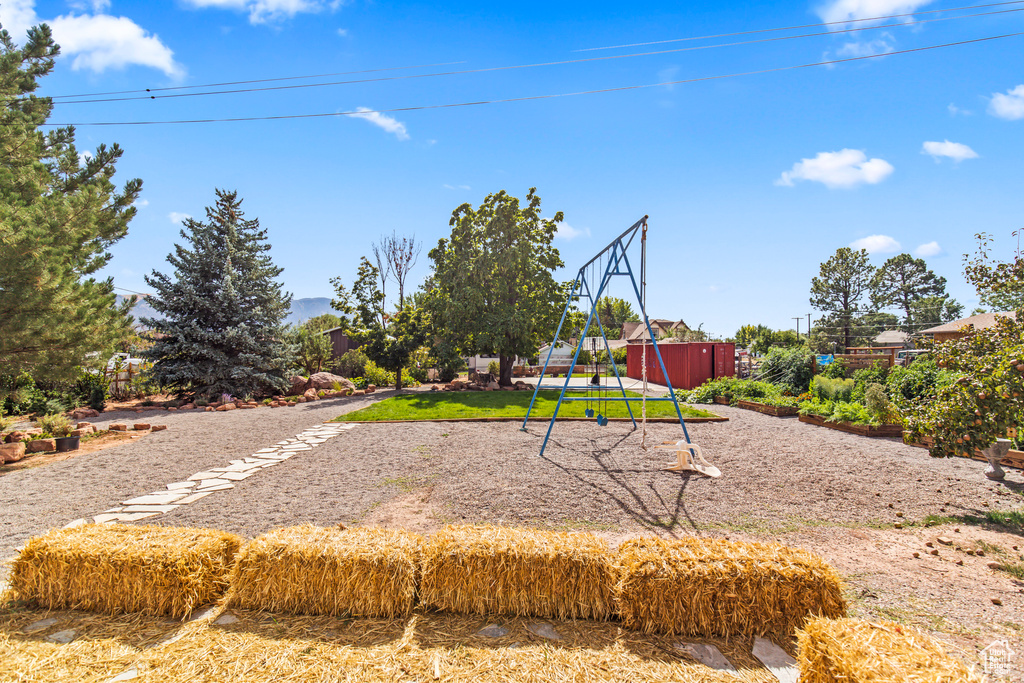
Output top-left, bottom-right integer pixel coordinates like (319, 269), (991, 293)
(4, 0), (1023, 339)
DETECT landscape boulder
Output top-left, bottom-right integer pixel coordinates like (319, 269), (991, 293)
(109, 424), (127, 431)
(366, 384), (376, 393)
(287, 375), (309, 396)
(308, 372), (356, 392)
(0, 442), (26, 463)
(26, 439), (55, 453)
(303, 388), (318, 401)
(71, 407), (100, 419)
(5, 431), (26, 443)
(215, 403), (237, 412)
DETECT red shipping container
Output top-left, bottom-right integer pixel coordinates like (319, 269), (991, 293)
(627, 342), (734, 390)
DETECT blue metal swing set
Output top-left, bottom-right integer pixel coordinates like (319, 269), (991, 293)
(521, 216), (712, 473)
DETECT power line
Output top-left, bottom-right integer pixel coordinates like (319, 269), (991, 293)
(45, 61), (469, 101)
(113, 286), (150, 297)
(36, 31), (1024, 127)
(49, 7), (1024, 106)
(574, 0), (1024, 51)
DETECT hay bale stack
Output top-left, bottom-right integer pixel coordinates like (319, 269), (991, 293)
(797, 617), (984, 682)
(419, 525), (614, 620)
(615, 537), (845, 637)
(11, 524), (241, 619)
(228, 526), (421, 618)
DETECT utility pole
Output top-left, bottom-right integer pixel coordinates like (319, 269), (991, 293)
(793, 317), (801, 338)
(807, 313), (811, 340)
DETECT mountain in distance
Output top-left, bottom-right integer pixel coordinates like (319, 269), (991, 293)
(284, 297), (335, 326)
(117, 294), (334, 327)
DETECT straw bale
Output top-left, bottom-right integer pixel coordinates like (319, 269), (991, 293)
(10, 524), (241, 619)
(615, 537), (845, 638)
(797, 617), (984, 683)
(419, 525), (615, 620)
(228, 525), (421, 618)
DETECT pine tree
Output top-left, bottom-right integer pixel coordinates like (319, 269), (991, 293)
(143, 190), (292, 399)
(0, 23), (140, 385)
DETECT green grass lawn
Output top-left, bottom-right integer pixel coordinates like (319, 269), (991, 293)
(333, 390), (718, 422)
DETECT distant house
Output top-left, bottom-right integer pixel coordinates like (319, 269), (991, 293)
(624, 319), (691, 343)
(919, 311), (1017, 343)
(580, 336), (628, 353)
(536, 341), (575, 366)
(872, 330), (911, 347)
(321, 327), (361, 360)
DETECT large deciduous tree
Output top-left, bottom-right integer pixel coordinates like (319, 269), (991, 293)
(870, 253), (948, 330)
(0, 23), (140, 386)
(427, 188), (565, 386)
(810, 248), (875, 352)
(142, 190), (292, 399)
(963, 231), (1024, 312)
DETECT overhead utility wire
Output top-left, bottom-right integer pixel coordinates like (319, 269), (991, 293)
(40, 31), (1024, 127)
(51, 7), (1023, 106)
(46, 61), (468, 100)
(574, 0), (1024, 51)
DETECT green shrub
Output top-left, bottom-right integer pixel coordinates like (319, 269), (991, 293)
(757, 346), (815, 395)
(407, 366), (429, 383)
(812, 376), (854, 402)
(362, 361), (395, 387)
(487, 360), (500, 375)
(820, 359), (848, 379)
(864, 383), (897, 424)
(884, 359), (954, 406)
(352, 376), (368, 390)
(336, 349), (370, 378)
(0, 414), (14, 432)
(680, 377), (783, 405)
(828, 401), (873, 425)
(36, 413), (73, 437)
(798, 399), (833, 418)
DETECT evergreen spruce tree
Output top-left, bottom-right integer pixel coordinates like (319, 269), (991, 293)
(143, 190), (292, 399)
(0, 23), (140, 385)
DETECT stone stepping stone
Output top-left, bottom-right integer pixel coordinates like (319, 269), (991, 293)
(752, 637), (798, 683)
(281, 445), (311, 451)
(175, 491), (214, 505)
(214, 613), (239, 625)
(46, 629), (76, 644)
(24, 617), (59, 633)
(675, 642), (736, 673)
(122, 505), (179, 513)
(525, 623), (562, 641)
(254, 448), (278, 454)
(475, 624), (509, 638)
(195, 478), (232, 489)
(166, 481), (195, 491)
(122, 492), (186, 506)
(107, 667), (139, 682)
(218, 471), (257, 481)
(195, 483), (234, 492)
(188, 471), (225, 481)
(63, 518), (88, 529)
(211, 463), (264, 473)
(95, 512), (162, 523)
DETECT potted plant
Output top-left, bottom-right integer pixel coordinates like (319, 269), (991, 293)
(39, 414), (78, 452)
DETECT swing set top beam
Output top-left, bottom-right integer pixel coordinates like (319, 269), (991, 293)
(577, 215), (647, 272)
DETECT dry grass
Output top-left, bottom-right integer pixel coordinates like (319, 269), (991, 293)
(615, 537), (846, 638)
(9, 524), (241, 620)
(0, 601), (783, 683)
(796, 617), (984, 683)
(228, 525), (421, 618)
(420, 525), (615, 621)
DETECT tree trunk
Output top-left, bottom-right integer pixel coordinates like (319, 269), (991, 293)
(395, 366), (403, 391)
(499, 354), (514, 386)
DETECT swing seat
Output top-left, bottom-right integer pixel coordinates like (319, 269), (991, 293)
(585, 408), (594, 418)
(654, 440), (721, 478)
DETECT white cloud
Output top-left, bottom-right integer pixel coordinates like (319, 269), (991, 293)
(78, 150), (93, 166)
(169, 212), (192, 224)
(988, 84), (1024, 121)
(850, 235), (901, 253)
(554, 222), (590, 241)
(336, 27), (348, 37)
(836, 37), (894, 58)
(947, 103), (971, 117)
(69, 0), (112, 11)
(922, 140), (978, 163)
(0, 2), (182, 77)
(350, 107), (409, 140)
(816, 0), (933, 26)
(183, 0), (339, 24)
(776, 149), (894, 189)
(443, 184), (471, 190)
(134, 198), (149, 208)
(914, 241), (942, 257)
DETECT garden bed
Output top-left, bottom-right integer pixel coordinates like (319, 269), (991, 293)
(713, 396), (731, 406)
(798, 414), (904, 438)
(907, 437), (1024, 470)
(735, 400), (799, 417)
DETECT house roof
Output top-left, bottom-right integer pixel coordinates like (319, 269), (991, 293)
(620, 321), (642, 340)
(919, 311), (1017, 335)
(873, 330), (911, 344)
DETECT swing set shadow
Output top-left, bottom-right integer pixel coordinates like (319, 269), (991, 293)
(522, 216), (696, 458)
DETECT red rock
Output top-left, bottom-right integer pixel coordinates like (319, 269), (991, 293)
(296, 397), (307, 404)
(239, 404), (256, 409)
(5, 431), (26, 443)
(308, 372), (355, 392)
(215, 404), (236, 412)
(352, 389), (366, 396)
(26, 438), (55, 453)
(180, 403), (196, 410)
(134, 423), (151, 431)
(0, 442), (26, 463)
(303, 388), (317, 401)
(287, 375), (309, 396)
(205, 406), (215, 412)
(76, 422), (93, 429)
(70, 429), (88, 437)
(71, 407), (100, 419)
(167, 407), (178, 412)
(151, 425), (167, 432)
(366, 385), (376, 393)
(109, 424), (128, 431)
